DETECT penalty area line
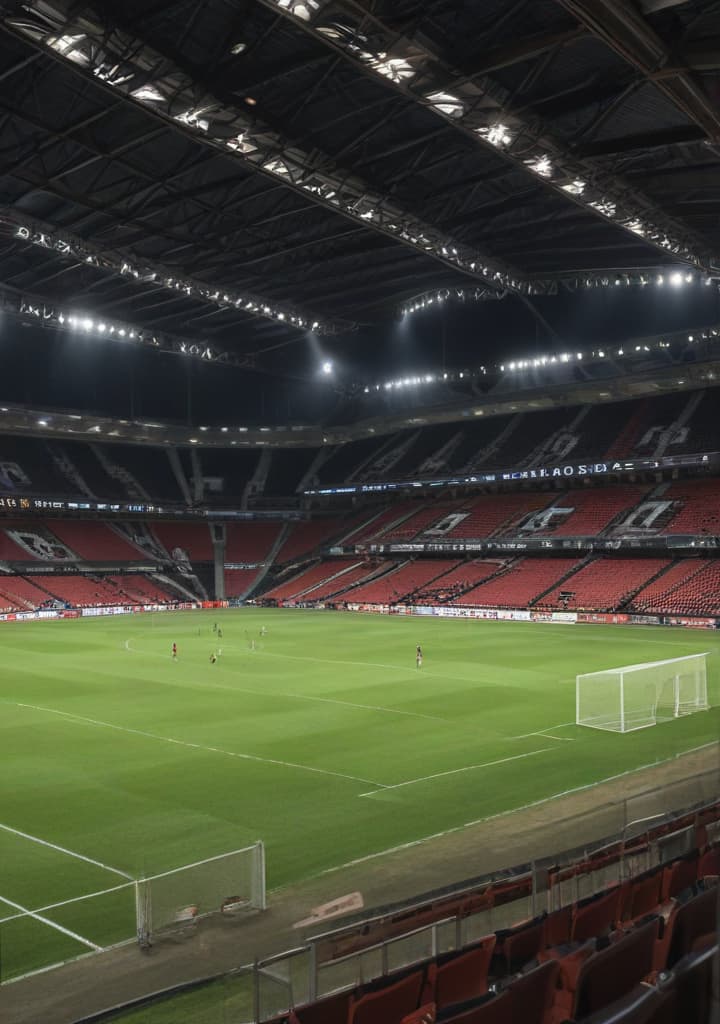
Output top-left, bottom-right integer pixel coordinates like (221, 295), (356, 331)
(0, 894), (102, 951)
(0, 823), (133, 880)
(358, 747), (555, 798)
(10, 701), (387, 789)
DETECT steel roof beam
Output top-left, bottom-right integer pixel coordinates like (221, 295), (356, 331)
(0, 0), (526, 297)
(251, 0), (714, 270)
(557, 0), (720, 142)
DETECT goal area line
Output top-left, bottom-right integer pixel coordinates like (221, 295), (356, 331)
(0, 893), (101, 952)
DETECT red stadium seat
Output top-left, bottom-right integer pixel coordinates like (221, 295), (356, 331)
(426, 935), (496, 1009)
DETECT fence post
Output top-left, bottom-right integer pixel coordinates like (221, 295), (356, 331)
(308, 941), (317, 1003)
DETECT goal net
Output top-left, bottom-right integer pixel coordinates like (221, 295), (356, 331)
(576, 653), (710, 733)
(136, 841), (266, 945)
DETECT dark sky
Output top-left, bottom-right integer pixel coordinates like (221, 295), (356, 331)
(1, 280), (719, 425)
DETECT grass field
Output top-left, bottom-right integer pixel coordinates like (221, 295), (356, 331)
(1, 607), (719, 984)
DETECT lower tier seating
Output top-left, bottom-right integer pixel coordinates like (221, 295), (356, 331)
(541, 558), (670, 612)
(453, 558), (582, 608)
(630, 559), (720, 616)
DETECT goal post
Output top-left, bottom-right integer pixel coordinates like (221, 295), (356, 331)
(136, 840), (266, 945)
(576, 653), (710, 733)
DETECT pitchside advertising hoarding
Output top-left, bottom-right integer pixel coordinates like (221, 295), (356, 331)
(0, 602), (197, 622)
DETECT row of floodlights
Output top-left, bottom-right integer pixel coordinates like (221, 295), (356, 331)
(357, 327), (720, 393)
(402, 272), (716, 316)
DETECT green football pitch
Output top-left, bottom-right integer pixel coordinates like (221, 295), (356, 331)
(1, 607), (719, 983)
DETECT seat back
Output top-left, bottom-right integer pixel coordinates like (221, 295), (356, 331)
(574, 918), (659, 1019)
(578, 984), (676, 1024)
(438, 990), (512, 1024)
(662, 943), (717, 1024)
(505, 960), (560, 1024)
(572, 887), (622, 943)
(625, 872), (662, 921)
(661, 853), (697, 901)
(348, 969), (423, 1024)
(665, 887), (717, 969)
(292, 989), (350, 1024)
(430, 935), (496, 1009)
(495, 916), (545, 974)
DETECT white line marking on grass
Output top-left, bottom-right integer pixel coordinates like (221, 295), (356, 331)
(0, 823), (133, 880)
(510, 723), (575, 740)
(286, 740), (719, 886)
(125, 637), (447, 723)
(358, 747), (555, 798)
(10, 702), (387, 789)
(0, 881), (135, 925)
(0, 894), (102, 951)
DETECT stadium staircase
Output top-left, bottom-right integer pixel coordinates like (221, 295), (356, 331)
(91, 444), (149, 501)
(189, 447), (204, 503)
(527, 553), (595, 606)
(242, 450), (272, 508)
(243, 523), (293, 599)
(355, 430), (420, 481)
(167, 448), (193, 505)
(465, 412), (523, 469)
(296, 445), (336, 493)
(50, 444), (96, 499)
(520, 405), (589, 468)
(616, 559), (684, 610)
(417, 429), (464, 476)
(604, 399), (651, 460)
(653, 390), (704, 458)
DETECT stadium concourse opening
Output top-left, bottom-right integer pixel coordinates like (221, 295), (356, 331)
(1, 0), (720, 1019)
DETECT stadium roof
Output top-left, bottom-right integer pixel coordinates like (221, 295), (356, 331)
(0, 0), (719, 373)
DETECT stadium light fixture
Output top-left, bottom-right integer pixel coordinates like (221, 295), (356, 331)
(3, 213), (345, 335)
(2, 2), (523, 296)
(321, 361), (333, 374)
(253, 0), (711, 271)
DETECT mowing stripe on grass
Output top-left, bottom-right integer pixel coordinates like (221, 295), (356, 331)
(358, 747), (555, 798)
(0, 895), (102, 951)
(0, 881), (136, 925)
(125, 638), (448, 722)
(0, 823), (133, 880)
(10, 702), (388, 789)
(306, 741), (719, 882)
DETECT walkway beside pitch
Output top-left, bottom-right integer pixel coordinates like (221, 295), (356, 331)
(0, 745), (717, 1024)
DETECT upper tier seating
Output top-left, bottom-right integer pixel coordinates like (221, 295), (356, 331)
(225, 523), (282, 562)
(265, 449), (318, 496)
(153, 523), (213, 561)
(440, 493), (555, 539)
(262, 560), (367, 602)
(660, 479), (720, 535)
(98, 444), (184, 503)
(530, 486), (649, 537)
(48, 521), (144, 561)
(346, 503), (420, 544)
(453, 558), (582, 608)
(275, 519), (345, 564)
(0, 437), (71, 494)
(195, 449), (259, 502)
(541, 558), (670, 611)
(382, 502), (465, 541)
(58, 442), (128, 499)
(225, 568), (262, 598)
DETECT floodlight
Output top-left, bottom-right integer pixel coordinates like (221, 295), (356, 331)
(321, 360), (333, 374)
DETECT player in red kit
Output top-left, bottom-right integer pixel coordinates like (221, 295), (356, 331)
(172, 642), (177, 660)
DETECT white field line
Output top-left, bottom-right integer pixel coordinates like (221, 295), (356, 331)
(125, 637), (448, 722)
(358, 747), (555, 798)
(291, 740), (719, 885)
(10, 702), (387, 789)
(510, 723), (576, 741)
(0, 894), (102, 951)
(0, 823), (133, 880)
(0, 881), (135, 925)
